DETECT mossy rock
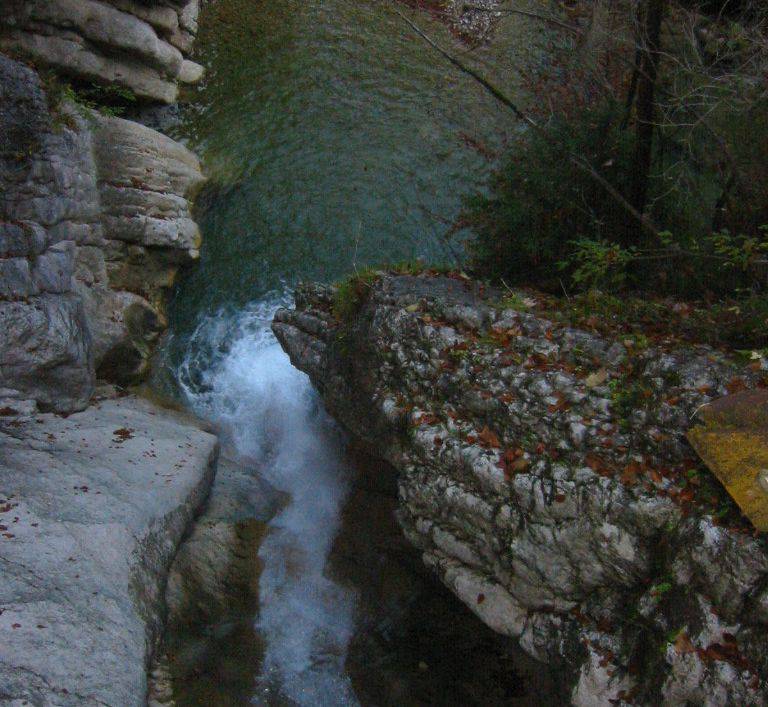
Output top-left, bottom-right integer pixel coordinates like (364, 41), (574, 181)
(688, 390), (768, 530)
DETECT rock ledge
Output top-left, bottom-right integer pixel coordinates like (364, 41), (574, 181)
(0, 395), (218, 707)
(274, 273), (768, 706)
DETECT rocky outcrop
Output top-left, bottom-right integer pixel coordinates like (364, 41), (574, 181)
(0, 1), (214, 703)
(0, 394), (218, 706)
(273, 273), (768, 706)
(147, 458), (280, 706)
(0, 54), (204, 411)
(0, 0), (203, 103)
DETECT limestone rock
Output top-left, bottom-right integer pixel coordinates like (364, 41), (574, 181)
(148, 457), (280, 704)
(0, 55), (97, 412)
(0, 396), (218, 706)
(179, 59), (204, 85)
(163, 457), (277, 624)
(93, 113), (205, 258)
(273, 273), (768, 705)
(0, 294), (93, 413)
(0, 51), (204, 405)
(0, 0), (201, 104)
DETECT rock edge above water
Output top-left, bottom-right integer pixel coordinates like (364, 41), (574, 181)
(273, 273), (768, 706)
(0, 395), (218, 707)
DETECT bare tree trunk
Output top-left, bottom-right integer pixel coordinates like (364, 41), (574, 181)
(620, 45), (642, 130)
(632, 0), (665, 235)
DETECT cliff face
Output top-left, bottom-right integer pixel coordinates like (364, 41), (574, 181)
(0, 0), (203, 103)
(0, 6), (217, 704)
(274, 274), (768, 706)
(0, 53), (203, 412)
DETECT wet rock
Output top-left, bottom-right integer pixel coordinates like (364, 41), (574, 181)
(273, 273), (768, 705)
(149, 457), (281, 705)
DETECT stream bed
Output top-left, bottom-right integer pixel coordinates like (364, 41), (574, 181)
(155, 0), (557, 703)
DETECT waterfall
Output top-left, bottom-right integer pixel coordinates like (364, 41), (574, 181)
(175, 293), (359, 706)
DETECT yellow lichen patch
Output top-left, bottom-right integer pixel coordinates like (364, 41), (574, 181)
(688, 390), (768, 531)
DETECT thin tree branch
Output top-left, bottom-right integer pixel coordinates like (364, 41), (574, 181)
(390, 4), (661, 239)
(461, 4), (580, 33)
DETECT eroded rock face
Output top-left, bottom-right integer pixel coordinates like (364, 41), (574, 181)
(0, 395), (218, 707)
(0, 55), (97, 412)
(273, 274), (768, 706)
(0, 0), (204, 103)
(0, 54), (204, 411)
(0, 4), (212, 703)
(148, 458), (280, 706)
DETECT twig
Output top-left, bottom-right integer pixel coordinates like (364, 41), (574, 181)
(390, 4), (661, 240)
(352, 220), (362, 275)
(461, 4), (580, 33)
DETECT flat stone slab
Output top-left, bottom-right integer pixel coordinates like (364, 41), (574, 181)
(0, 396), (218, 706)
(688, 389), (768, 531)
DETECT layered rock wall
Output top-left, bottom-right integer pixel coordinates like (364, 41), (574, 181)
(274, 274), (768, 706)
(0, 0), (203, 103)
(0, 5), (218, 703)
(0, 53), (203, 412)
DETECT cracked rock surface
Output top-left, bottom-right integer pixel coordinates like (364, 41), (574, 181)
(0, 54), (204, 410)
(274, 273), (768, 706)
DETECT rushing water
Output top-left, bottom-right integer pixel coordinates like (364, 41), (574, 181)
(175, 298), (358, 704)
(160, 0), (545, 703)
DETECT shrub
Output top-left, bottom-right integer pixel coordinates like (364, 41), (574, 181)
(464, 98), (768, 300)
(464, 102), (637, 290)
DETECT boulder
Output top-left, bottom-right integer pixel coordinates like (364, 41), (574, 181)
(688, 389), (768, 531)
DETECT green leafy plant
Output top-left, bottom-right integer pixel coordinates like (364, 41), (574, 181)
(494, 292), (533, 312)
(708, 226), (768, 272)
(332, 268), (380, 321)
(52, 80), (137, 120)
(561, 238), (637, 291)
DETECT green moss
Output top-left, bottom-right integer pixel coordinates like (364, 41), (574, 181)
(494, 292), (531, 312)
(389, 260), (426, 276)
(608, 375), (654, 431)
(332, 267), (380, 321)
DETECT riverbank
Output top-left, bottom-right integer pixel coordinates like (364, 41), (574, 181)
(274, 271), (768, 705)
(0, 394), (217, 706)
(0, 2), (221, 703)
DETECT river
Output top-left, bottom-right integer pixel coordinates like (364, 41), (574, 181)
(158, 0), (547, 703)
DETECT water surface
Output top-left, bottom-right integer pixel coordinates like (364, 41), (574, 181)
(166, 0), (543, 327)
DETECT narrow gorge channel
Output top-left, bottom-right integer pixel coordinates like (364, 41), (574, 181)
(153, 0), (555, 703)
(3, 0), (766, 704)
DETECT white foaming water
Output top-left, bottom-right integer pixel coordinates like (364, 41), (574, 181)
(176, 293), (359, 706)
